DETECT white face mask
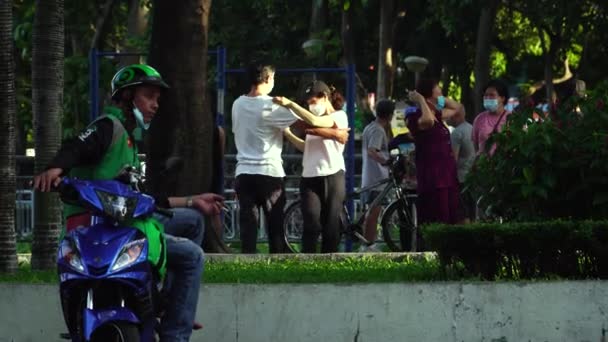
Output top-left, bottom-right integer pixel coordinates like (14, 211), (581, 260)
(309, 103), (326, 116)
(133, 102), (150, 130)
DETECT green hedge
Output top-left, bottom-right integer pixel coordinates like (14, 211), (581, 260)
(423, 220), (608, 280)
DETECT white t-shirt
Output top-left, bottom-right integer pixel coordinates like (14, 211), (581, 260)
(361, 121), (389, 187)
(302, 110), (349, 178)
(232, 95), (298, 177)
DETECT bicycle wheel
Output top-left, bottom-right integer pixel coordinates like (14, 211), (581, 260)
(381, 198), (416, 252)
(283, 200), (355, 253)
(283, 200), (304, 253)
(201, 205), (234, 253)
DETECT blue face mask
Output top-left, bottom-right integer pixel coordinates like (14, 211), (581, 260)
(133, 103), (150, 130)
(436, 96), (445, 110)
(483, 99), (499, 112)
(542, 103), (549, 113)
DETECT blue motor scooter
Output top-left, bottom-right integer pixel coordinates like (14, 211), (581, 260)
(57, 166), (171, 342)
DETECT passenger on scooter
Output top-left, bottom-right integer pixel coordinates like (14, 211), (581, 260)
(33, 64), (219, 342)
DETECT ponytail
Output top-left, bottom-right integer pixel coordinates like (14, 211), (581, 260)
(328, 85), (345, 110)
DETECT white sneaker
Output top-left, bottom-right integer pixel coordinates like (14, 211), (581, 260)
(358, 243), (380, 253)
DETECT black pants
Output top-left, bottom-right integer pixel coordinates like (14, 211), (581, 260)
(300, 170), (346, 253)
(235, 174), (287, 253)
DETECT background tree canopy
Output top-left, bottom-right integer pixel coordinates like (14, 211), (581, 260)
(9, 0), (608, 153)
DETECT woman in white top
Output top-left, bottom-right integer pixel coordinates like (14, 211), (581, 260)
(274, 81), (349, 253)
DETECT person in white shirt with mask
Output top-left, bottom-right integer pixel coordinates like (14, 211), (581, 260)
(274, 81), (349, 253)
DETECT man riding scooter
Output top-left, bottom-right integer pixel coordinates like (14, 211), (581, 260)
(34, 64), (221, 342)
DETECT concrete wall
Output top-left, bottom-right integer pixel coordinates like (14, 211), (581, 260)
(1, 281), (608, 342)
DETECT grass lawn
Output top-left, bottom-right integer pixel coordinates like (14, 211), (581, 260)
(1, 254), (445, 284)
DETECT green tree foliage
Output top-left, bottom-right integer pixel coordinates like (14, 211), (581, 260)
(467, 83), (608, 221)
(13, 0), (135, 146)
(8, 0), (608, 146)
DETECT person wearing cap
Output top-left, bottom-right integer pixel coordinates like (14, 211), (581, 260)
(232, 64), (348, 254)
(358, 99), (395, 252)
(273, 81), (349, 253)
(33, 64), (221, 341)
(406, 79), (463, 245)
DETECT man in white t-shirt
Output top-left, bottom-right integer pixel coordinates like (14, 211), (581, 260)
(231, 63), (300, 253)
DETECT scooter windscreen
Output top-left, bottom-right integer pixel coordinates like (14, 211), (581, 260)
(59, 178), (156, 222)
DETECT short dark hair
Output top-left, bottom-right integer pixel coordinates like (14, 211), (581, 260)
(375, 99), (395, 119)
(415, 79), (439, 99)
(246, 62), (275, 87)
(484, 79), (509, 101)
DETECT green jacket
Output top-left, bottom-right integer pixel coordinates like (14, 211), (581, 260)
(63, 106), (166, 278)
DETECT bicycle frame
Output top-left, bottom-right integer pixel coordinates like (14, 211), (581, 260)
(343, 161), (409, 231)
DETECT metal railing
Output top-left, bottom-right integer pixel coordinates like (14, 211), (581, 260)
(14, 154), (366, 240)
(15, 189), (34, 238)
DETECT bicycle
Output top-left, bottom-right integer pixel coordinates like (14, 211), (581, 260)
(282, 151), (418, 253)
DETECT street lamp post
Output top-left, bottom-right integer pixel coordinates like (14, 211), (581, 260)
(404, 56), (429, 85)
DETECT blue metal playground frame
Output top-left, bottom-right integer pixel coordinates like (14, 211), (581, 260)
(88, 47), (357, 250)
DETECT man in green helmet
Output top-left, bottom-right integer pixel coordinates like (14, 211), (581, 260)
(33, 64), (220, 342)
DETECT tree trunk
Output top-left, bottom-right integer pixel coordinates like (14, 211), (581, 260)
(341, 3), (370, 113)
(147, 0), (213, 196)
(472, 0), (499, 116)
(0, 0), (18, 274)
(544, 43), (557, 105)
(376, 0), (395, 100)
(31, 0), (64, 270)
(121, 0), (149, 66)
(537, 28), (559, 106)
(440, 65), (450, 96)
(310, 0), (327, 37)
(459, 70), (474, 122)
(90, 0), (116, 50)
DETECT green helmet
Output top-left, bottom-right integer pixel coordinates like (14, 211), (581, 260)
(111, 64), (169, 99)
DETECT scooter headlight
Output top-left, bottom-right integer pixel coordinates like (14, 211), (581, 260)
(95, 190), (137, 222)
(110, 238), (146, 271)
(59, 239), (85, 272)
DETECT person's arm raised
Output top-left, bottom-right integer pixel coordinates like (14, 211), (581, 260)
(441, 97), (465, 120)
(284, 127), (305, 152)
(273, 96), (335, 128)
(409, 90), (435, 131)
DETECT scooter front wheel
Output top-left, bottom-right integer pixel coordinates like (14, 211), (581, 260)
(90, 321), (139, 342)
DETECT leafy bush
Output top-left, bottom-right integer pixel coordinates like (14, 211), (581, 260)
(466, 82), (608, 220)
(424, 221), (608, 280)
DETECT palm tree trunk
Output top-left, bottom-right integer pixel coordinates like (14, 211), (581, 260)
(31, 0), (64, 270)
(472, 0), (499, 116)
(0, 0), (19, 274)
